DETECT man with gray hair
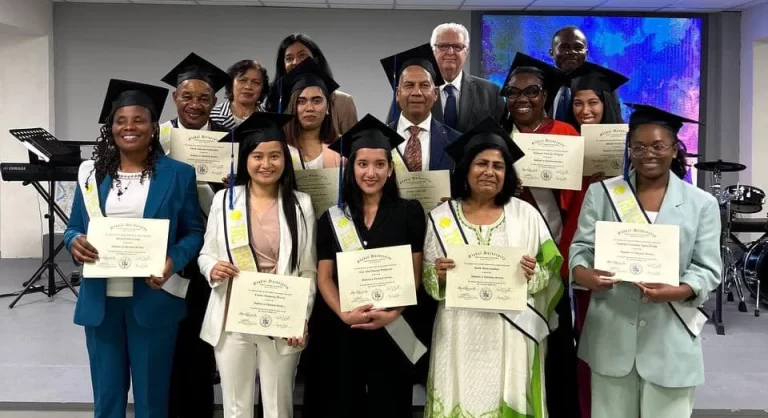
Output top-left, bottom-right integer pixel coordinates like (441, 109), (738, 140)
(387, 22), (506, 133)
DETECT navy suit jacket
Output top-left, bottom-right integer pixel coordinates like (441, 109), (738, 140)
(388, 117), (461, 171)
(64, 154), (205, 328)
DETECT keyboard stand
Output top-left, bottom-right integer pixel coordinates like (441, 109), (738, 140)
(0, 179), (80, 307)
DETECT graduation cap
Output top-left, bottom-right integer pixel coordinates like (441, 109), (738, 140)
(329, 113), (404, 159)
(273, 58), (340, 113)
(622, 103), (702, 180)
(98, 79), (169, 124)
(500, 52), (567, 96)
(569, 62), (629, 93)
(161, 52), (230, 93)
(445, 116), (525, 165)
(380, 43), (445, 90)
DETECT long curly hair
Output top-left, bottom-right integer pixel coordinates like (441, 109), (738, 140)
(87, 111), (161, 190)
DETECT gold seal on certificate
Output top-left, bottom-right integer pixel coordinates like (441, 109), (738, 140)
(295, 168), (339, 217)
(581, 124), (628, 177)
(397, 170), (451, 214)
(446, 245), (528, 312)
(169, 128), (234, 183)
(594, 221), (680, 286)
(513, 133), (585, 190)
(336, 244), (417, 312)
(225, 271), (311, 339)
(83, 218), (170, 278)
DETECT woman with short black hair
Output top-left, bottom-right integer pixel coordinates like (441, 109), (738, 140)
(210, 59), (270, 129)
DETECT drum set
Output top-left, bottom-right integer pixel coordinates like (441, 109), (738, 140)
(696, 160), (768, 334)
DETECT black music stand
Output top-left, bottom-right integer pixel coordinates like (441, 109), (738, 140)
(0, 128), (89, 308)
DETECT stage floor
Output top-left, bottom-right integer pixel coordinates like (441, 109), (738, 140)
(1, 258), (767, 413)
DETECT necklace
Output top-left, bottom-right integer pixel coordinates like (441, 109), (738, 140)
(114, 172), (143, 200)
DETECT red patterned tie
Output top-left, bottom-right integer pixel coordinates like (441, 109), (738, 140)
(404, 125), (422, 171)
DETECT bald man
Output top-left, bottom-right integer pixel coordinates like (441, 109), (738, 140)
(549, 26), (589, 121)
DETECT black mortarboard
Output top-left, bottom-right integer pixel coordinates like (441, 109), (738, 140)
(218, 112), (292, 144)
(98, 79), (169, 124)
(329, 114), (404, 159)
(161, 52), (230, 93)
(273, 58), (340, 113)
(445, 116), (525, 164)
(380, 43), (445, 90)
(501, 52), (567, 96)
(569, 62), (629, 93)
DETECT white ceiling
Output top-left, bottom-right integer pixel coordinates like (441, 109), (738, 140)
(53, 0), (768, 12)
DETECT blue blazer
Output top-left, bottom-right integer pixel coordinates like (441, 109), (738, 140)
(64, 154), (205, 328)
(388, 118), (461, 171)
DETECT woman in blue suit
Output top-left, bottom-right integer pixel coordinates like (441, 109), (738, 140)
(64, 79), (205, 418)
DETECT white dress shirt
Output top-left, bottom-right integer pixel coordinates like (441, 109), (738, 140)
(439, 70), (463, 115)
(396, 114), (432, 171)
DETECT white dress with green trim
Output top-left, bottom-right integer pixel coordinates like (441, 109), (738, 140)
(423, 199), (563, 418)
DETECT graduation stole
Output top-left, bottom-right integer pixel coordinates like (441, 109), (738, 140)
(601, 175), (709, 338)
(327, 206), (428, 365)
(289, 147), (306, 171)
(429, 201), (551, 344)
(221, 187), (259, 273)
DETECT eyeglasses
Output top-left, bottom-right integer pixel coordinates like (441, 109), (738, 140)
(503, 85), (542, 100)
(628, 143), (678, 158)
(434, 43), (467, 52)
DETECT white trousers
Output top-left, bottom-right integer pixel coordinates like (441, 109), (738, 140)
(214, 332), (300, 418)
(592, 368), (696, 418)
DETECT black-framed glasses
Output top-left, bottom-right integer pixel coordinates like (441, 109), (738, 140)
(628, 143), (678, 158)
(502, 85), (542, 100)
(434, 43), (467, 52)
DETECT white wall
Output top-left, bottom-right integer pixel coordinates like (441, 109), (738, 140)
(740, 2), (768, 195)
(53, 3), (471, 142)
(0, 0), (54, 258)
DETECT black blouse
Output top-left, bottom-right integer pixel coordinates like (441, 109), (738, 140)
(317, 197), (426, 278)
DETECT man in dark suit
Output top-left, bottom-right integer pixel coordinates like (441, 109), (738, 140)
(548, 26), (590, 121)
(387, 23), (505, 133)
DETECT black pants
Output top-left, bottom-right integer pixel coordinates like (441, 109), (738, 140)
(544, 288), (581, 418)
(168, 266), (215, 418)
(303, 302), (413, 418)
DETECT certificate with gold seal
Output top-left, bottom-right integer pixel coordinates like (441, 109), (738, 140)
(594, 221), (680, 286)
(169, 128), (234, 183)
(397, 170), (451, 214)
(513, 133), (585, 190)
(83, 217), (169, 278)
(581, 124), (628, 177)
(446, 245), (528, 312)
(225, 271), (311, 339)
(295, 168), (339, 217)
(336, 244), (417, 312)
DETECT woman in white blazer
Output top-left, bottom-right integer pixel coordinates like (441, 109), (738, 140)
(198, 112), (317, 418)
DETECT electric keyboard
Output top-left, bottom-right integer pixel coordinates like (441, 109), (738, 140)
(0, 163), (78, 182)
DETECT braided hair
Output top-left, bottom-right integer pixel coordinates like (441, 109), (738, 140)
(87, 110), (161, 190)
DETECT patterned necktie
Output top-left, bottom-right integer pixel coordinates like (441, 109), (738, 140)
(443, 84), (458, 130)
(404, 125), (423, 172)
(555, 86), (572, 121)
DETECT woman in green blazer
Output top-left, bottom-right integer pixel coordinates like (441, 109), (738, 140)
(569, 104), (722, 418)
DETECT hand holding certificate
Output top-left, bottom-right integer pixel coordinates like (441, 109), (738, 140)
(594, 221), (680, 286)
(513, 133), (585, 190)
(295, 168), (339, 217)
(581, 124), (628, 177)
(225, 271), (311, 339)
(397, 170), (451, 214)
(336, 245), (417, 312)
(83, 218), (170, 278)
(446, 245), (529, 312)
(169, 128), (233, 183)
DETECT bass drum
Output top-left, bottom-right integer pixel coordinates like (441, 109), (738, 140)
(742, 239), (768, 304)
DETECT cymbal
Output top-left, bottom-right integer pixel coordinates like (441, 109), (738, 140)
(694, 160), (746, 173)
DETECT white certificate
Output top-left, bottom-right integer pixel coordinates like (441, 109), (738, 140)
(446, 245), (528, 312)
(295, 168), (339, 217)
(225, 271), (311, 339)
(513, 133), (585, 190)
(594, 221), (680, 286)
(336, 244), (417, 312)
(83, 217), (169, 278)
(397, 170), (451, 214)
(169, 128), (234, 183)
(581, 124), (628, 177)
